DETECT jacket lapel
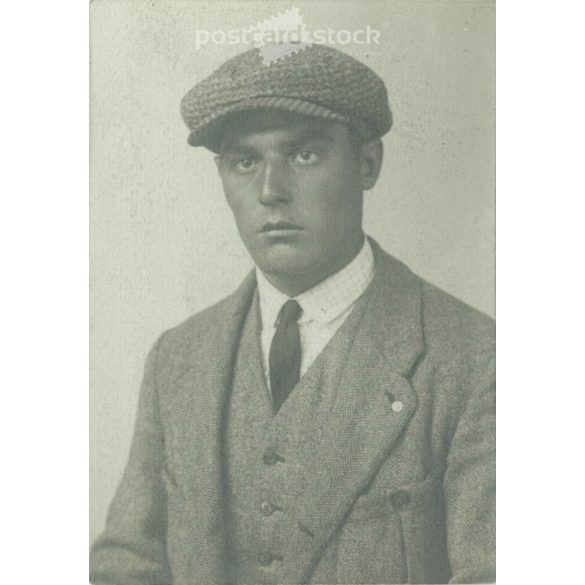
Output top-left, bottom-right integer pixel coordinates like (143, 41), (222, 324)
(281, 241), (425, 583)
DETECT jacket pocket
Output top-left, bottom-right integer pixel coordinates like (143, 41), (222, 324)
(334, 474), (449, 584)
(334, 492), (405, 584)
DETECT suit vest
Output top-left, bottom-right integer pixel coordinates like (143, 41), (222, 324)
(224, 287), (371, 584)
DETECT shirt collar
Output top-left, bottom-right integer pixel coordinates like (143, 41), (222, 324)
(256, 236), (375, 329)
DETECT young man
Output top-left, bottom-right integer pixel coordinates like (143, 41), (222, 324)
(91, 43), (495, 584)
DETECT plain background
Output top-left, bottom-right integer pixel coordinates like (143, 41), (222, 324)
(90, 0), (495, 546)
(2, 1), (585, 584)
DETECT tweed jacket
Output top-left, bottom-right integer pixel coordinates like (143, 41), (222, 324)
(90, 239), (496, 585)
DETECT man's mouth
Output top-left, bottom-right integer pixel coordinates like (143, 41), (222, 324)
(259, 221), (302, 233)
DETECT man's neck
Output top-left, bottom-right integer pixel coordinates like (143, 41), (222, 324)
(259, 232), (366, 298)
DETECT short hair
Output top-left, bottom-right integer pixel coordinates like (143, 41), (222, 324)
(347, 124), (366, 156)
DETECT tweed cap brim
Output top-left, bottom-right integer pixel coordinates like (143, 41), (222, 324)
(186, 96), (364, 152)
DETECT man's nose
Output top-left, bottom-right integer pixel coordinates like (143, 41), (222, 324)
(259, 159), (291, 205)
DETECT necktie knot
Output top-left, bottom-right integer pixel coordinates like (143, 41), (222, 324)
(276, 299), (303, 326)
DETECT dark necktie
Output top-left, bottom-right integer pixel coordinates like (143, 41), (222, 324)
(269, 299), (303, 413)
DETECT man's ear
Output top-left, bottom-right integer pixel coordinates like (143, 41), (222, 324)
(358, 139), (384, 191)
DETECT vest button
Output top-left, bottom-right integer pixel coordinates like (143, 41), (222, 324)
(257, 552), (273, 566)
(389, 490), (411, 510)
(260, 501), (275, 516)
(263, 449), (279, 466)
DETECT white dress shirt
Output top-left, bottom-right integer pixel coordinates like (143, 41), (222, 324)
(255, 237), (375, 391)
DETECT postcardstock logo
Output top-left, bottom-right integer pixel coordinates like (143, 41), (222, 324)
(244, 6), (312, 65)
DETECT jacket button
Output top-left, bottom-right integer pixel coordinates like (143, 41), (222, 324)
(389, 490), (410, 510)
(391, 400), (404, 413)
(263, 449), (279, 466)
(257, 552), (273, 566)
(260, 501), (274, 516)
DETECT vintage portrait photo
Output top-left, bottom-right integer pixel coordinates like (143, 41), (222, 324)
(89, 1), (495, 583)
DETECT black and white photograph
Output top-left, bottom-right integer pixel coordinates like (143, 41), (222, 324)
(8, 1), (585, 585)
(89, 1), (495, 583)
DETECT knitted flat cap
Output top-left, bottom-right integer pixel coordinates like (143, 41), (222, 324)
(180, 43), (392, 151)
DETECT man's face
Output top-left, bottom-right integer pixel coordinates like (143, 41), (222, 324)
(214, 110), (374, 294)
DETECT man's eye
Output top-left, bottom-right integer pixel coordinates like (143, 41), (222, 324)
(234, 158), (257, 172)
(293, 150), (319, 165)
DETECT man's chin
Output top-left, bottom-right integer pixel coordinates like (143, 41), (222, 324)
(255, 259), (308, 279)
(251, 247), (313, 275)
